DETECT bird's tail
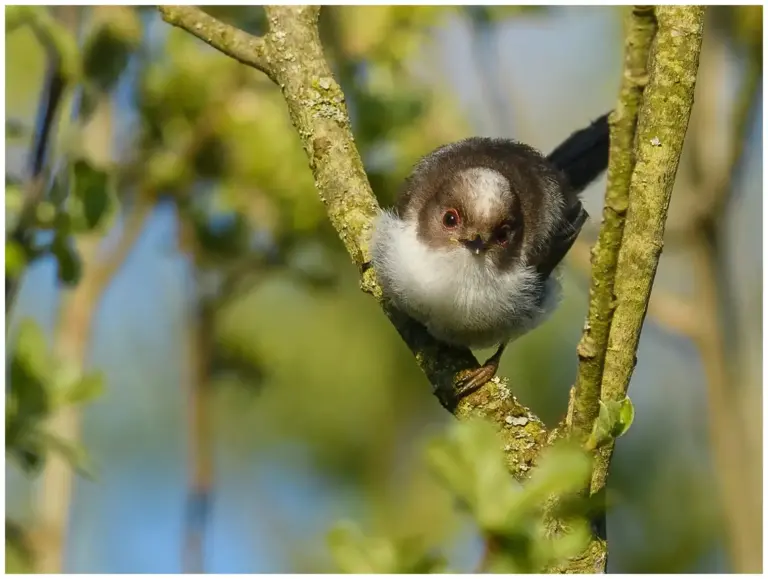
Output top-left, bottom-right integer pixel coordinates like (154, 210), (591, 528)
(547, 113), (610, 194)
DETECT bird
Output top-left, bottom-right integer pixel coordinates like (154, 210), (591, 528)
(370, 114), (610, 395)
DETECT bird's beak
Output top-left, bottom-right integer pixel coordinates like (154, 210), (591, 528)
(461, 234), (487, 255)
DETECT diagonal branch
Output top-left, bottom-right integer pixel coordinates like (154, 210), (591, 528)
(157, 4), (549, 468)
(158, 6), (271, 77)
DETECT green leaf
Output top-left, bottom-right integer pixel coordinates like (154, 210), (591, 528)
(327, 522), (396, 573)
(6, 240), (27, 279)
(426, 418), (522, 531)
(14, 318), (50, 377)
(6, 118), (28, 139)
(82, 7), (142, 91)
(72, 160), (111, 230)
(614, 397), (635, 438)
(5, 181), (24, 230)
(10, 319), (53, 420)
(502, 443), (591, 531)
(327, 522), (444, 574)
(6, 520), (33, 573)
(64, 371), (106, 406)
(51, 236), (82, 285)
(585, 397), (635, 450)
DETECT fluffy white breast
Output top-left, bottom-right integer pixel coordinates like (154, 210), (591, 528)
(371, 210), (560, 349)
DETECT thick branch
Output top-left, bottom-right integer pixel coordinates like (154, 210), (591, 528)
(592, 6), (705, 498)
(570, 6), (656, 437)
(155, 5), (548, 458)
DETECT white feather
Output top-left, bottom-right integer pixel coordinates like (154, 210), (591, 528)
(371, 210), (560, 349)
(459, 167), (509, 220)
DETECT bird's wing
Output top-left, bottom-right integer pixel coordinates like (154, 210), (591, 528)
(535, 200), (588, 279)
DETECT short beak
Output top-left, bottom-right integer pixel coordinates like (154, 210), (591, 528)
(461, 234), (487, 255)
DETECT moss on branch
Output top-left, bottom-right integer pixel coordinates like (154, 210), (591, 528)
(570, 6), (703, 573)
(571, 6), (656, 438)
(590, 5), (705, 498)
(600, 6), (705, 404)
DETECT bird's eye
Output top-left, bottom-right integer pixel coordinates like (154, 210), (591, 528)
(495, 223), (512, 244)
(442, 209), (460, 228)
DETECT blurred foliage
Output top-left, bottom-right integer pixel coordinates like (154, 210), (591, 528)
(6, 318), (103, 476)
(5, 4), (760, 574)
(327, 419), (593, 573)
(328, 522), (448, 574)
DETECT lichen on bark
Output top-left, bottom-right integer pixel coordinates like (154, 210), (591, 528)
(571, 6), (656, 438)
(590, 5), (706, 497)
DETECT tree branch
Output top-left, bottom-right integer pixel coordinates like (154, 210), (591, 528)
(31, 196), (152, 573)
(156, 4), (548, 461)
(590, 5), (705, 498)
(570, 6), (656, 438)
(158, 6), (272, 78)
(176, 207), (215, 574)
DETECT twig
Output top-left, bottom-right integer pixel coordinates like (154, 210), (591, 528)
(570, 6), (656, 437)
(158, 6), (272, 77)
(591, 4), (705, 496)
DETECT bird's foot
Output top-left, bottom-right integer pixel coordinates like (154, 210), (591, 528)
(455, 358), (501, 399)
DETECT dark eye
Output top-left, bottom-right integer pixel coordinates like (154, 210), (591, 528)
(495, 223), (512, 244)
(442, 209), (460, 228)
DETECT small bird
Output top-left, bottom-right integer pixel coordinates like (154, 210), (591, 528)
(371, 114), (610, 394)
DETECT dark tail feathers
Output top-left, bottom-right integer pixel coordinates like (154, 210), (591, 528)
(547, 113), (610, 194)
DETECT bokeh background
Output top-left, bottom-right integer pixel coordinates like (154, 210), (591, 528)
(5, 5), (762, 573)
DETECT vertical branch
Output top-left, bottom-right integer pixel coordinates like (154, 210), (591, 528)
(31, 197), (152, 573)
(569, 16), (762, 571)
(591, 5), (705, 491)
(680, 19), (763, 571)
(571, 6), (656, 437)
(176, 208), (215, 574)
